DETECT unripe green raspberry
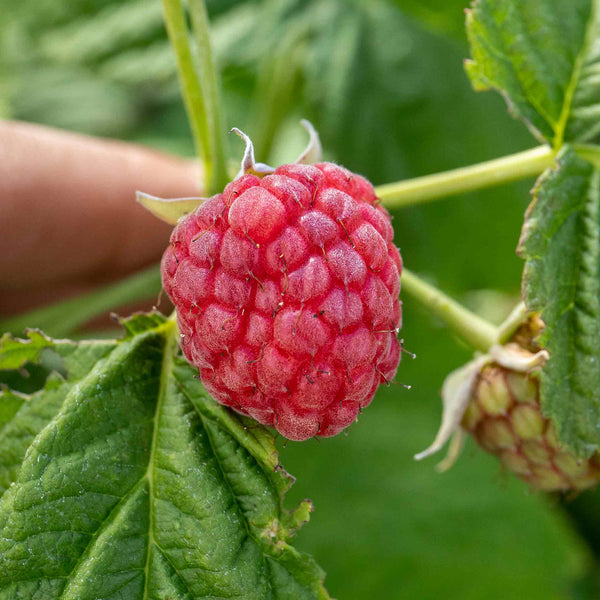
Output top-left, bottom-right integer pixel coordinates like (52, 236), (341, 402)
(416, 315), (600, 493)
(464, 366), (600, 491)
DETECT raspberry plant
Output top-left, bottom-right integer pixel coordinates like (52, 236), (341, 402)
(1, 0), (600, 598)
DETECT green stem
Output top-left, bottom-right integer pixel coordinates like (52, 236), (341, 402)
(401, 269), (498, 353)
(496, 301), (528, 344)
(376, 145), (555, 209)
(161, 0), (227, 195)
(188, 0), (229, 192)
(0, 264), (161, 338)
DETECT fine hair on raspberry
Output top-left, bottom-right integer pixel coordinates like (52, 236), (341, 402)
(162, 161), (402, 441)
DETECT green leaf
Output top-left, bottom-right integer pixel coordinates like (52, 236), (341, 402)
(0, 337), (117, 497)
(518, 148), (600, 456)
(120, 311), (170, 338)
(0, 375), (78, 497)
(0, 315), (329, 599)
(0, 330), (54, 370)
(0, 389), (27, 428)
(466, 0), (600, 147)
(38, 0), (164, 65)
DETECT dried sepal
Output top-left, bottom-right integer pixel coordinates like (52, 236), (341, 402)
(489, 343), (549, 371)
(414, 354), (490, 462)
(230, 128), (276, 179)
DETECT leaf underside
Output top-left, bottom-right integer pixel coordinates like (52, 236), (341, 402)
(466, 0), (600, 146)
(519, 148), (600, 457)
(0, 315), (328, 599)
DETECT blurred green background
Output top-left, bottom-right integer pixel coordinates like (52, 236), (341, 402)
(0, 0), (595, 598)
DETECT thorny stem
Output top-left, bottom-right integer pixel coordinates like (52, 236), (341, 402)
(161, 0), (227, 195)
(401, 269), (498, 354)
(376, 145), (555, 209)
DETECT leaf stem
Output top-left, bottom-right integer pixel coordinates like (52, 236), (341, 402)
(161, 0), (227, 195)
(376, 145), (555, 209)
(401, 269), (498, 353)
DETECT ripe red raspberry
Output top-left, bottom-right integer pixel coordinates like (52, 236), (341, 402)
(162, 162), (402, 440)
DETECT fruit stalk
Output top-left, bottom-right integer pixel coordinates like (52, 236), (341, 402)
(401, 269), (497, 353)
(376, 145), (555, 208)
